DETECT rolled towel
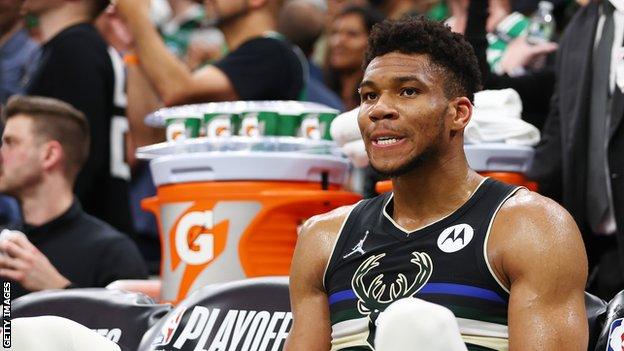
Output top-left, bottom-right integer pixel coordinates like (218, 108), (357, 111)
(473, 88), (522, 119)
(466, 113), (541, 146)
(9, 316), (121, 351)
(375, 298), (468, 351)
(342, 139), (369, 168)
(330, 107), (361, 146)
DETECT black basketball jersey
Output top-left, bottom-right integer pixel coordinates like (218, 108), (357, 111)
(323, 178), (521, 351)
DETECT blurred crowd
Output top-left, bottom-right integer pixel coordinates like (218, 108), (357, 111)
(0, 0), (622, 302)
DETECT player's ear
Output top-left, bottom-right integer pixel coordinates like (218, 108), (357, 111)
(447, 96), (472, 132)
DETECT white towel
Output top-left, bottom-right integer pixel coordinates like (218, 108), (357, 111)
(342, 139), (369, 168)
(376, 298), (468, 351)
(467, 89), (540, 146)
(8, 316), (121, 351)
(473, 88), (523, 119)
(330, 107), (361, 146)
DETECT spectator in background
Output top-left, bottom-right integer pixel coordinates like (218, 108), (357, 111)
(161, 0), (205, 58)
(367, 0), (441, 19)
(114, 0), (305, 147)
(279, 0), (345, 111)
(22, 0), (135, 237)
(530, 0), (624, 300)
(0, 0), (37, 226)
(0, 0), (38, 104)
(0, 96), (147, 299)
(326, 5), (383, 110)
(460, 0), (558, 130)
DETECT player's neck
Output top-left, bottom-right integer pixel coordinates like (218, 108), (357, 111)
(390, 152), (483, 230)
(38, 7), (91, 43)
(221, 11), (276, 51)
(19, 181), (74, 227)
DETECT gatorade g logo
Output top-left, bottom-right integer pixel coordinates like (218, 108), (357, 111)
(170, 207), (229, 299)
(175, 211), (218, 265)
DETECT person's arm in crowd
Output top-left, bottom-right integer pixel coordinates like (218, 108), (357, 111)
(113, 0), (237, 106)
(284, 206), (355, 351)
(0, 234), (71, 291)
(125, 61), (166, 148)
(491, 190), (588, 350)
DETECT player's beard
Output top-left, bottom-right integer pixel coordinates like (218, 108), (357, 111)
(370, 117), (446, 179)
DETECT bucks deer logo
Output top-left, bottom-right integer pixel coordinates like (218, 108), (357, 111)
(351, 252), (433, 323)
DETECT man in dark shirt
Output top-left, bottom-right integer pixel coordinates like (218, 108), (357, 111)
(22, 0), (133, 235)
(0, 96), (147, 298)
(113, 0), (305, 147)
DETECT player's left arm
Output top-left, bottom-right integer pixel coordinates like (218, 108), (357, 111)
(490, 189), (588, 350)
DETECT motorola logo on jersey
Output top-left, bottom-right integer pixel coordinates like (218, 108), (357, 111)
(437, 224), (474, 253)
(607, 318), (624, 351)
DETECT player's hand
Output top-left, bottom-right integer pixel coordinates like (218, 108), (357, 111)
(0, 233), (70, 292)
(500, 37), (558, 75)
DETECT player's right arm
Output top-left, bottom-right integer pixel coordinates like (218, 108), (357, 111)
(285, 206), (355, 351)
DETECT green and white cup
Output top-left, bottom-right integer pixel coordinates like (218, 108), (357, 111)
(204, 113), (239, 137)
(299, 107), (338, 140)
(239, 111), (280, 137)
(165, 116), (202, 141)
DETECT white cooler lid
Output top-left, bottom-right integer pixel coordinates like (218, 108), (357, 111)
(148, 152), (349, 186)
(137, 137), (350, 186)
(464, 143), (534, 173)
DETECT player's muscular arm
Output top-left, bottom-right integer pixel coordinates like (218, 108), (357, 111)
(489, 190), (588, 350)
(285, 205), (355, 351)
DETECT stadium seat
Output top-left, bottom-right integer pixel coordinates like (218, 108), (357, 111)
(138, 276), (291, 351)
(586, 291), (608, 350)
(592, 290), (624, 351)
(12, 288), (172, 351)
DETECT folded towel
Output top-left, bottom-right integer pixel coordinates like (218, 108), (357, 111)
(473, 88), (522, 119)
(330, 107), (361, 146)
(466, 113), (541, 146)
(376, 298), (468, 351)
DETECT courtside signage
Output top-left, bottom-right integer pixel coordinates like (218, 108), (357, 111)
(150, 307), (292, 351)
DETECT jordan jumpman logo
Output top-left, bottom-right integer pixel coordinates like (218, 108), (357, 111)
(343, 230), (370, 258)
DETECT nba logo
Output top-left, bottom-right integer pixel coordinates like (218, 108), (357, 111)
(152, 306), (187, 346)
(607, 318), (624, 351)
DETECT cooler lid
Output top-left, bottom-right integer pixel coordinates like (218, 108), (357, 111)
(137, 137), (350, 185)
(464, 143), (534, 173)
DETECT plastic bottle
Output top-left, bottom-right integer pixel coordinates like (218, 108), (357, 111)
(526, 1), (556, 45)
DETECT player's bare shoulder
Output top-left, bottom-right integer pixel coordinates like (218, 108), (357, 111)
(297, 204), (358, 257)
(495, 188), (579, 236)
(289, 204), (358, 290)
(489, 188), (587, 286)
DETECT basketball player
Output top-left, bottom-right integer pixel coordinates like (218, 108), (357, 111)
(285, 17), (588, 350)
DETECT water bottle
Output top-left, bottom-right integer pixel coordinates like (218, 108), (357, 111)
(526, 1), (556, 45)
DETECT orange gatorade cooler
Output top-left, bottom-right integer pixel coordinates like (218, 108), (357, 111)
(137, 137), (361, 303)
(376, 143), (537, 193)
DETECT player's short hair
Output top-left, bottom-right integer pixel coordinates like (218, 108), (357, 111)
(364, 16), (482, 103)
(3, 95), (90, 180)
